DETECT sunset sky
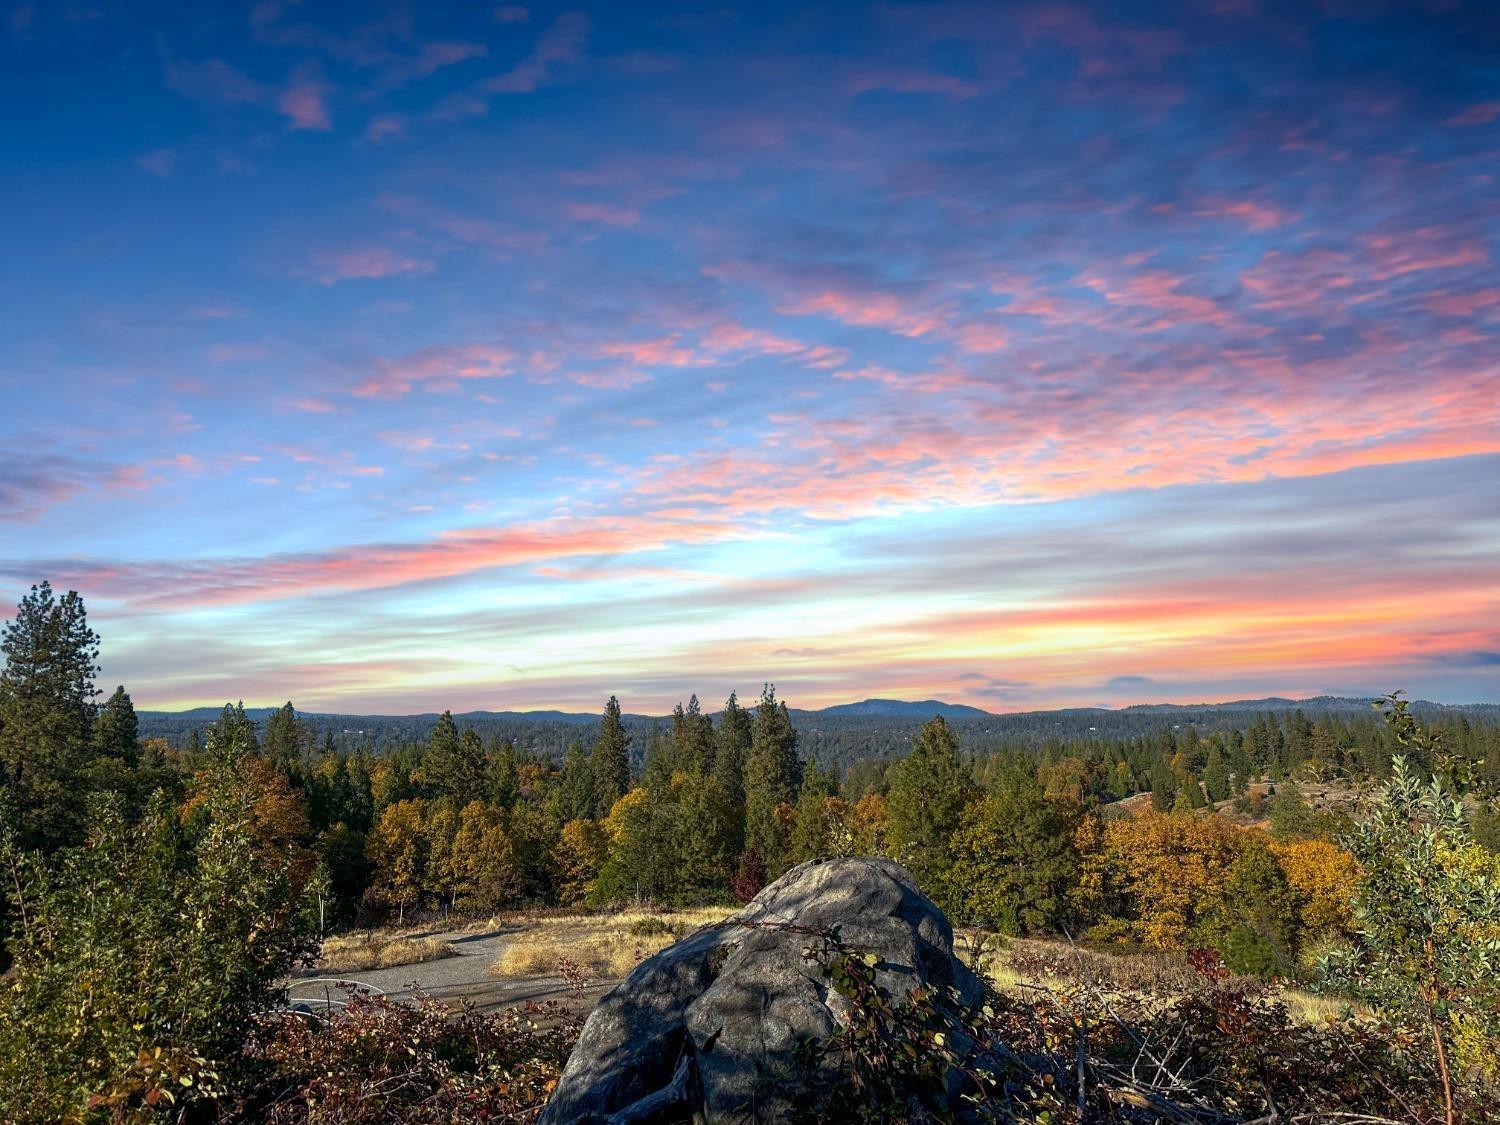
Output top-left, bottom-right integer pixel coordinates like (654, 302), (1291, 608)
(2, 1), (1498, 713)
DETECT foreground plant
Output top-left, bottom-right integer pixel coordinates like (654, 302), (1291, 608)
(1318, 695), (1500, 1125)
(246, 990), (581, 1123)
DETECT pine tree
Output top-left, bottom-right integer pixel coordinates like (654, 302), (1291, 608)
(1203, 746), (1230, 803)
(422, 712), (484, 802)
(1149, 760), (1178, 812)
(673, 694), (714, 775)
(92, 686), (139, 768)
(789, 760), (836, 863)
(0, 582), (100, 849)
(641, 721), (677, 793)
(591, 695), (630, 818)
(485, 737), (519, 808)
(712, 691), (752, 811)
(951, 757), (1078, 934)
(744, 685), (799, 877)
(206, 702), (259, 765)
(553, 741), (595, 824)
(885, 715), (974, 906)
(263, 702), (307, 770)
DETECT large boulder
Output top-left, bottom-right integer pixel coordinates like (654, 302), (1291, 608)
(539, 857), (989, 1124)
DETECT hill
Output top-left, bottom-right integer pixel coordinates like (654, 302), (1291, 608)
(135, 694), (1499, 767)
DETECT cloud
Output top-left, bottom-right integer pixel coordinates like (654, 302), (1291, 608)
(28, 514), (726, 609)
(279, 62), (332, 130)
(1445, 102), (1500, 127)
(566, 201), (640, 227)
(353, 343), (517, 397)
(847, 69), (979, 99)
(162, 55), (269, 106)
(305, 247), (436, 285)
(134, 149), (177, 178)
(479, 10), (588, 95)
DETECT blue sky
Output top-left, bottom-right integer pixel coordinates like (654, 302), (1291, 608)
(2, 0), (1498, 711)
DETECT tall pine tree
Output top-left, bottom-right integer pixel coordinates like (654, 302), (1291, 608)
(743, 685), (800, 877)
(885, 715), (974, 904)
(0, 582), (100, 849)
(591, 695), (630, 818)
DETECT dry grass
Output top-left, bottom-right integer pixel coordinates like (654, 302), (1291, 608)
(317, 932), (457, 974)
(958, 932), (1358, 1025)
(490, 906), (732, 982)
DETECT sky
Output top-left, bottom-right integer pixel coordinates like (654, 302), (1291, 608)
(1, 0), (1498, 714)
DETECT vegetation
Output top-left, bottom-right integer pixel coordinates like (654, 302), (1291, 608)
(1, 581), (1498, 1119)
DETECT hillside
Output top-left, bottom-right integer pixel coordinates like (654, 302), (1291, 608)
(137, 694), (1498, 766)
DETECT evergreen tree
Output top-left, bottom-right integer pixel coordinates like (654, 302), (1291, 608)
(422, 712), (484, 802)
(744, 685), (799, 876)
(1203, 745), (1231, 803)
(552, 741), (595, 824)
(951, 757), (1077, 934)
(591, 695), (630, 818)
(1149, 760), (1178, 812)
(641, 721), (677, 793)
(92, 686), (139, 769)
(672, 694), (714, 775)
(712, 691), (752, 812)
(1268, 781), (1322, 840)
(789, 760), (836, 864)
(885, 716), (974, 906)
(263, 701), (307, 770)
(206, 702), (259, 765)
(485, 737), (520, 809)
(0, 582), (100, 849)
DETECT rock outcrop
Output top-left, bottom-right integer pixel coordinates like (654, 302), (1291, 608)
(539, 856), (989, 1124)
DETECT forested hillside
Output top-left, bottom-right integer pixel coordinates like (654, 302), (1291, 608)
(2, 582), (1497, 1122)
(138, 694), (1500, 770)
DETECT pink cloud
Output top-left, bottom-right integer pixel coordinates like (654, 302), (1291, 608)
(365, 114), (408, 142)
(1082, 269), (1236, 330)
(1425, 288), (1500, 317)
(480, 10), (588, 95)
(954, 324), (1009, 353)
(288, 397), (337, 414)
(354, 343), (516, 398)
(847, 69), (979, 99)
(780, 289), (943, 337)
(566, 201), (641, 227)
(1362, 229), (1489, 280)
(57, 514), (727, 609)
(595, 336), (701, 367)
(1192, 196), (1298, 231)
(279, 63), (332, 130)
(306, 247), (436, 285)
(1445, 101), (1500, 127)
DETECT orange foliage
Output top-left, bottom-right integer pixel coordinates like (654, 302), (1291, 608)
(1272, 838), (1359, 938)
(1087, 812), (1246, 949)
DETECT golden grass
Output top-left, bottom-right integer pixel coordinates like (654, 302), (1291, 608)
(490, 906), (732, 982)
(960, 932), (1361, 1025)
(317, 933), (456, 974)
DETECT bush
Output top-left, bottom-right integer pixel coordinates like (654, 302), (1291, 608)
(626, 915), (675, 938)
(0, 772), (316, 1123)
(247, 990), (580, 1123)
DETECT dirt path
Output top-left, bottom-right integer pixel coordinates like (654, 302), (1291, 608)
(286, 924), (614, 1016)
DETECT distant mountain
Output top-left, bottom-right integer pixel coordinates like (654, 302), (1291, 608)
(135, 694), (1498, 766)
(812, 698), (993, 719)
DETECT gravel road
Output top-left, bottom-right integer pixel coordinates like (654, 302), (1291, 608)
(285, 925), (613, 1017)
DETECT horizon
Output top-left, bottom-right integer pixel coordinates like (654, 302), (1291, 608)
(4, 1), (1498, 713)
(134, 690), (1497, 720)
